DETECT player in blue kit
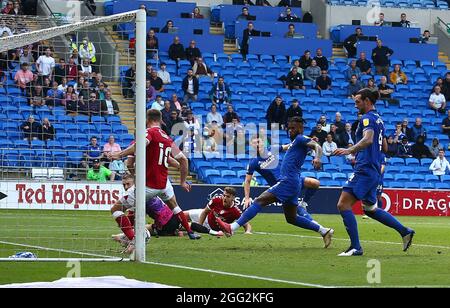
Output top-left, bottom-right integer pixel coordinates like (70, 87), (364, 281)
(333, 89), (415, 256)
(243, 136), (334, 247)
(216, 117), (334, 247)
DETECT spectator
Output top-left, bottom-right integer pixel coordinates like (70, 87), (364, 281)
(400, 13), (410, 28)
(290, 59), (304, 78)
(79, 36), (97, 72)
(330, 124), (345, 147)
(393, 122), (406, 144)
(207, 104), (224, 126)
(223, 104), (240, 127)
(334, 112), (345, 135)
(171, 94), (183, 112)
(149, 70), (164, 92)
(79, 58), (93, 79)
(316, 70), (332, 91)
(54, 58), (67, 84)
(284, 23), (299, 38)
(410, 118), (427, 142)
(40, 118), (55, 141)
(19, 47), (34, 65)
(145, 63), (153, 80)
(87, 159), (115, 182)
(161, 20), (174, 33)
(367, 78), (378, 92)
(185, 40), (202, 66)
(278, 7), (300, 22)
(182, 69), (199, 104)
(157, 62), (171, 85)
(318, 115), (331, 133)
(182, 111), (201, 154)
(323, 134), (337, 156)
(285, 67), (305, 90)
(29, 84), (45, 108)
(356, 52), (372, 75)
(45, 81), (64, 108)
(184, 111), (201, 136)
(386, 135), (398, 158)
(372, 39), (393, 77)
(100, 90), (120, 116)
(87, 92), (101, 116)
(82, 137), (103, 168)
(313, 48), (328, 71)
(310, 123), (327, 145)
(285, 99), (303, 125)
(166, 110), (184, 136)
(343, 27), (363, 58)
(302, 11), (313, 23)
(419, 30), (431, 44)
(145, 80), (156, 103)
(14, 62), (34, 95)
(21, 115), (41, 141)
(1, 1), (13, 14)
(67, 57), (78, 81)
(202, 132), (220, 157)
(168, 36), (185, 65)
(390, 64), (408, 85)
(91, 73), (108, 91)
(237, 7), (254, 21)
(442, 109), (450, 139)
(430, 138), (444, 158)
(192, 7), (204, 19)
(146, 29), (158, 59)
(429, 85), (447, 114)
(378, 76), (394, 100)
(240, 22), (259, 60)
(429, 149), (450, 179)
(65, 92), (79, 115)
(442, 72), (450, 102)
(299, 50), (312, 70)
(123, 64), (135, 98)
(305, 59), (321, 82)
(209, 76), (231, 105)
(401, 118), (413, 140)
(342, 123), (356, 147)
(412, 136), (433, 159)
(397, 136), (413, 158)
(347, 74), (363, 97)
(374, 12), (386, 26)
(150, 95), (164, 111)
(192, 57), (214, 79)
(266, 96), (286, 130)
(12, 1), (24, 15)
(103, 135), (122, 158)
(0, 66), (5, 88)
(78, 80), (91, 102)
(345, 60), (361, 81)
(351, 113), (362, 134)
(42, 77), (52, 97)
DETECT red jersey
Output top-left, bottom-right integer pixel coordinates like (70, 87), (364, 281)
(146, 126), (180, 189)
(207, 197), (242, 231)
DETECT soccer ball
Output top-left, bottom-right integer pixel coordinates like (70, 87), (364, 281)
(145, 229), (151, 244)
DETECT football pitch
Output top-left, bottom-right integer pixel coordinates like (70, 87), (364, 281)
(1, 210), (450, 288)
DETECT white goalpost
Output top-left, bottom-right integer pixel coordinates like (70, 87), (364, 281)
(0, 9), (147, 262)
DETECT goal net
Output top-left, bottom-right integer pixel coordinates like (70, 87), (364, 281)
(0, 9), (148, 262)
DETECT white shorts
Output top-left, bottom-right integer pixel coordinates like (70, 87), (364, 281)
(145, 178), (175, 202)
(187, 209), (210, 229)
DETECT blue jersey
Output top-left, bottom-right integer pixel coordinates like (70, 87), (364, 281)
(280, 135), (310, 180)
(354, 110), (385, 175)
(247, 152), (280, 186)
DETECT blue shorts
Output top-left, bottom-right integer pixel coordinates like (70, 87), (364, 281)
(376, 178), (384, 198)
(343, 170), (380, 205)
(268, 177), (302, 206)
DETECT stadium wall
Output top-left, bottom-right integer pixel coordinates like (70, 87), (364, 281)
(434, 22), (450, 55)
(1, 181), (449, 216)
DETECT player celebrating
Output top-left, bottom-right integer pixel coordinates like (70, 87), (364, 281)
(215, 117), (334, 247)
(110, 109), (201, 240)
(244, 136), (333, 247)
(333, 89), (414, 256)
(184, 187), (251, 237)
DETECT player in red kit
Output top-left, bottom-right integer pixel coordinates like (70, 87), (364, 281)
(111, 109), (201, 240)
(184, 187), (252, 235)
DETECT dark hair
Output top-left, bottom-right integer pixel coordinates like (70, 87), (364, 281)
(122, 173), (134, 181)
(288, 23), (295, 28)
(289, 116), (306, 124)
(356, 88), (379, 104)
(147, 109), (162, 122)
(224, 186), (236, 197)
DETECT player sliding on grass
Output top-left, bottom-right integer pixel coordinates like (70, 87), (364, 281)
(215, 117), (334, 248)
(184, 186), (252, 237)
(109, 109), (201, 240)
(243, 136), (333, 247)
(333, 89), (415, 256)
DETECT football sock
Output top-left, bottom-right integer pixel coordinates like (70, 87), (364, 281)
(297, 206), (314, 221)
(364, 209), (409, 237)
(208, 229), (221, 236)
(303, 188), (318, 203)
(289, 215), (321, 233)
(172, 206), (193, 233)
(340, 210), (361, 250)
(127, 211), (135, 226)
(113, 211), (135, 240)
(190, 222), (210, 234)
(233, 201), (263, 231)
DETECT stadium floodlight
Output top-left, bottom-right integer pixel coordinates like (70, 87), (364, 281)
(0, 9), (147, 262)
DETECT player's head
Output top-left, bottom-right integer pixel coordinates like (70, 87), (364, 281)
(222, 187), (236, 208)
(288, 116), (306, 141)
(122, 173), (135, 191)
(354, 88), (379, 114)
(250, 135), (264, 154)
(146, 109), (162, 127)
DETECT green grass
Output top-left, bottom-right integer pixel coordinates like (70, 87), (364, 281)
(1, 210), (450, 287)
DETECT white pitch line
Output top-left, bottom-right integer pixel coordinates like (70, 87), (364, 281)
(253, 232), (450, 250)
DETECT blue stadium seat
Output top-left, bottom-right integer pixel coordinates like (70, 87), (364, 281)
(204, 169), (220, 178)
(221, 170), (237, 178)
(435, 182), (450, 189)
(323, 164), (340, 172)
(388, 157), (405, 166)
(425, 175), (441, 183)
(301, 171), (316, 178)
(390, 182), (405, 188)
(404, 182), (420, 189)
(420, 182), (434, 189)
(394, 174), (410, 182)
(317, 172), (332, 180)
(332, 173), (348, 181)
(405, 158), (420, 167)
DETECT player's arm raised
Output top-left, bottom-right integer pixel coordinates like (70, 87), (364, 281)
(307, 139), (323, 170)
(334, 129), (374, 156)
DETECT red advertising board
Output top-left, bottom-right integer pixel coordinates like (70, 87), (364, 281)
(353, 189), (450, 216)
